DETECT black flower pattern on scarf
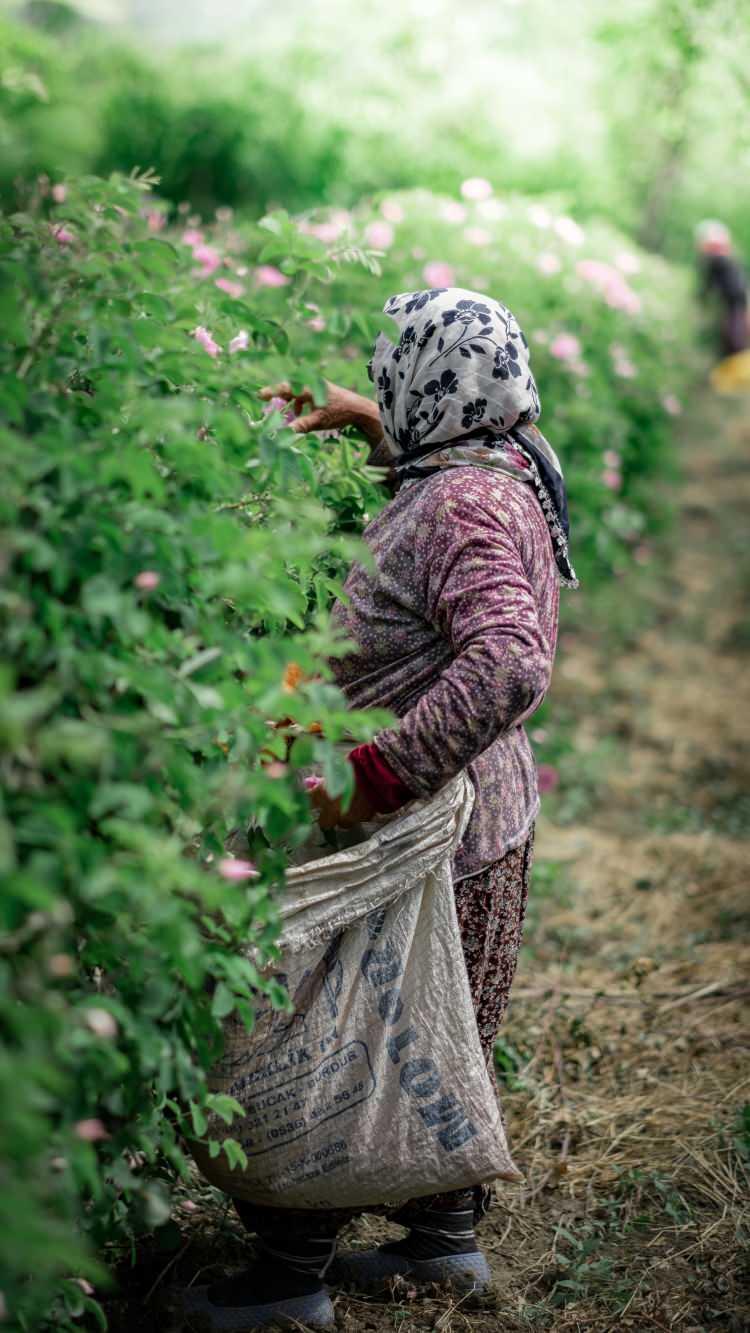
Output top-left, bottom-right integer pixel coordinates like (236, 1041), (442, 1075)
(377, 366), (394, 409)
(492, 341), (522, 381)
(392, 324), (417, 363)
(442, 298), (493, 329)
(461, 397), (488, 429)
(399, 288), (448, 315)
(418, 319), (437, 349)
(423, 369), (459, 403)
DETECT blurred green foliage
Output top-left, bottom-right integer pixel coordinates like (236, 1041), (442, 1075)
(1, 0), (749, 256)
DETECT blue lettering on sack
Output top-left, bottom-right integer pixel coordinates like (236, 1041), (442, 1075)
(360, 909), (478, 1153)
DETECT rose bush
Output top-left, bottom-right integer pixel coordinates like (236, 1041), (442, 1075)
(0, 173), (387, 1330)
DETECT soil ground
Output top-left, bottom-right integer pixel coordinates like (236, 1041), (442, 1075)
(106, 397), (750, 1332)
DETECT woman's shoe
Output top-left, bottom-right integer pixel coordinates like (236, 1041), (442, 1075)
(330, 1244), (491, 1293)
(178, 1280), (335, 1330)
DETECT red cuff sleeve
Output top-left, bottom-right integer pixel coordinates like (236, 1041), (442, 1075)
(349, 742), (415, 815)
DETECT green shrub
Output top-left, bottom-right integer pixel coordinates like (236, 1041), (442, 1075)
(0, 171), (386, 1329)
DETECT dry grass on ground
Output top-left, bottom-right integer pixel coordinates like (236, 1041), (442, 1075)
(105, 405), (750, 1332)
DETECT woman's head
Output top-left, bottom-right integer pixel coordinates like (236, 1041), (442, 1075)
(368, 287), (540, 463)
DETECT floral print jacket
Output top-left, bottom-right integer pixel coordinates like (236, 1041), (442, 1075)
(330, 466), (559, 880)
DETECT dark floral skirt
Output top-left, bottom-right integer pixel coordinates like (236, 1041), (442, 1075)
(234, 831), (534, 1239)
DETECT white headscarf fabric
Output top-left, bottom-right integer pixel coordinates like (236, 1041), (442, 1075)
(368, 287), (578, 587)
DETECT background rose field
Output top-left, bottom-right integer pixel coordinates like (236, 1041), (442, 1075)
(1, 1), (748, 1329)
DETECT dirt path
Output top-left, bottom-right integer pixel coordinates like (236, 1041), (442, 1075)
(110, 402), (750, 1332)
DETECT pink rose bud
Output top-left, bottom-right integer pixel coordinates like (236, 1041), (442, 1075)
(550, 333), (582, 361)
(228, 330), (249, 354)
(254, 265), (290, 288)
(307, 316), (326, 333)
(134, 570), (160, 590)
(602, 469), (622, 490)
(537, 252), (561, 276)
(528, 205), (552, 228)
(84, 1008), (118, 1039)
(193, 326), (222, 357)
(52, 224), (74, 246)
(146, 211), (165, 233)
(463, 227), (491, 247)
(439, 201), (467, 224)
(51, 183), (67, 203)
(182, 228), (204, 247)
(460, 177), (493, 201)
(603, 449), (620, 467)
(180, 1199), (199, 1213)
(380, 200), (405, 223)
(216, 277), (245, 299)
(217, 857), (258, 881)
(74, 1118), (110, 1142)
(303, 775), (325, 791)
(554, 216), (585, 246)
(364, 220), (394, 250)
(423, 261), (456, 287)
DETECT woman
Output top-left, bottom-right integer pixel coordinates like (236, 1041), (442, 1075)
(183, 288), (576, 1330)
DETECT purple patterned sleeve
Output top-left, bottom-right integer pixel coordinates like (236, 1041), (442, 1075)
(374, 485), (553, 797)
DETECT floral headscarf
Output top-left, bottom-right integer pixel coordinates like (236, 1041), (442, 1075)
(369, 287), (577, 587)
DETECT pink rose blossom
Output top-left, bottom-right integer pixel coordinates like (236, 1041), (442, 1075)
(550, 333), (582, 362)
(193, 326), (221, 357)
(192, 243), (221, 277)
(463, 226), (491, 247)
(217, 857), (258, 881)
(662, 393), (682, 416)
(84, 1008), (118, 1039)
(380, 200), (405, 223)
(364, 220), (395, 249)
(146, 211), (166, 233)
(265, 761), (288, 779)
(528, 204), (552, 228)
(577, 259), (641, 315)
(423, 261), (456, 287)
(307, 316), (326, 332)
(537, 252), (561, 276)
(439, 201), (467, 224)
(303, 775), (325, 791)
(537, 764), (559, 795)
(603, 449), (620, 467)
(602, 469), (622, 490)
(254, 265), (290, 288)
(51, 183), (67, 203)
(180, 1199), (199, 1213)
(216, 277), (245, 299)
(134, 570), (161, 590)
(460, 177), (493, 201)
(52, 224), (74, 246)
(615, 251), (640, 275)
(477, 198), (507, 221)
(228, 330), (249, 354)
(74, 1118), (110, 1142)
(181, 228), (204, 247)
(554, 216), (585, 246)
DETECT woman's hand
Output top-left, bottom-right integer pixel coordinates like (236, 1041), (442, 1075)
(260, 381), (384, 449)
(307, 777), (377, 831)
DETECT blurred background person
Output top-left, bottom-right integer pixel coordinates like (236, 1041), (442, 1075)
(696, 219), (749, 359)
